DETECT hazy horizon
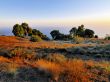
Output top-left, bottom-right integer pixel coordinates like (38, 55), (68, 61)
(0, 25), (109, 38)
(0, 0), (110, 37)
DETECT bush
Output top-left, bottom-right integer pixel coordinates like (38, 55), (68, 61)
(105, 36), (110, 40)
(0, 48), (11, 58)
(73, 36), (85, 44)
(62, 59), (90, 82)
(12, 24), (25, 37)
(66, 47), (87, 55)
(30, 35), (42, 42)
(94, 35), (98, 38)
(0, 62), (18, 75)
(46, 53), (66, 63)
(10, 47), (35, 59)
(35, 59), (62, 81)
(10, 47), (25, 57)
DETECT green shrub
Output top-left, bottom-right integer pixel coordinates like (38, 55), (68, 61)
(46, 54), (66, 63)
(12, 24), (25, 37)
(66, 47), (87, 54)
(105, 36), (110, 40)
(10, 47), (25, 57)
(73, 36), (85, 44)
(0, 62), (18, 75)
(0, 48), (11, 58)
(10, 47), (35, 59)
(30, 35), (42, 42)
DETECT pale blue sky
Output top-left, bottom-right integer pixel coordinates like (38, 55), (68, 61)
(0, 0), (110, 21)
(0, 0), (110, 37)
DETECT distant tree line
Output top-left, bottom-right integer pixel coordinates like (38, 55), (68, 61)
(50, 25), (98, 40)
(70, 25), (95, 38)
(12, 23), (49, 41)
(50, 30), (72, 40)
(12, 23), (98, 41)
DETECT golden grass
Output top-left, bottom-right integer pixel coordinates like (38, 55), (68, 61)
(62, 59), (91, 82)
(30, 59), (91, 82)
(35, 59), (62, 80)
(0, 36), (110, 82)
(0, 56), (109, 82)
(0, 36), (95, 49)
(0, 56), (11, 63)
(0, 57), (18, 74)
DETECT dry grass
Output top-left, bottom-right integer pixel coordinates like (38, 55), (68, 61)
(26, 58), (110, 82)
(0, 56), (11, 63)
(35, 59), (62, 81)
(46, 53), (66, 63)
(0, 56), (109, 82)
(29, 59), (91, 82)
(61, 59), (91, 82)
(0, 56), (89, 82)
(0, 36), (110, 82)
(0, 59), (18, 75)
(73, 36), (85, 43)
(0, 36), (94, 49)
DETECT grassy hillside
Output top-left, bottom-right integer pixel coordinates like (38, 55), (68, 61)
(0, 36), (110, 82)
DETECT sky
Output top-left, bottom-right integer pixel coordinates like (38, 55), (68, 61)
(0, 0), (110, 37)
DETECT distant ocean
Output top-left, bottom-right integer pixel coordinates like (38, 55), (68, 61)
(0, 27), (13, 36)
(0, 26), (70, 38)
(0, 26), (109, 38)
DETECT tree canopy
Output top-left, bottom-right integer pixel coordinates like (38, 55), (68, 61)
(70, 27), (77, 37)
(69, 25), (95, 38)
(12, 24), (25, 37)
(50, 30), (72, 40)
(85, 29), (94, 38)
(50, 30), (61, 40)
(12, 23), (49, 41)
(12, 23), (97, 41)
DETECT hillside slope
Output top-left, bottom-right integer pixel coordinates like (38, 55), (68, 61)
(0, 36), (110, 82)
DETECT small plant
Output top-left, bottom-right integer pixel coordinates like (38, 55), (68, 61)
(30, 35), (42, 42)
(10, 47), (25, 57)
(10, 47), (35, 59)
(105, 34), (110, 40)
(46, 53), (66, 63)
(0, 62), (18, 76)
(73, 36), (85, 44)
(105, 36), (110, 40)
(7, 63), (18, 75)
(62, 59), (90, 82)
(35, 59), (62, 81)
(94, 35), (98, 38)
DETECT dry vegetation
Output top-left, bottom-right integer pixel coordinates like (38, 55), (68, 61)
(0, 36), (110, 82)
(0, 36), (95, 49)
(0, 56), (110, 82)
